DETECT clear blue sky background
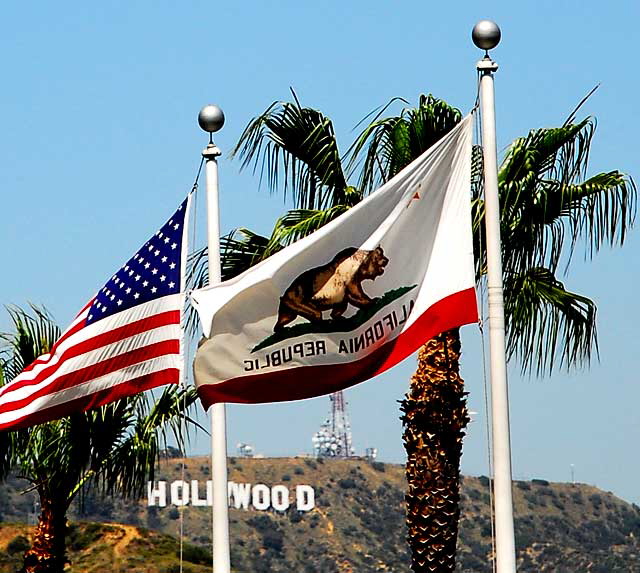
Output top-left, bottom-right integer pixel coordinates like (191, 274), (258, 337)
(2, 1), (639, 505)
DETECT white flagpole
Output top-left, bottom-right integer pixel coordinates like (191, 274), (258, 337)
(472, 21), (517, 572)
(198, 104), (231, 573)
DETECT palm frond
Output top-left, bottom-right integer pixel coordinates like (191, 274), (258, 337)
(264, 205), (352, 256)
(221, 229), (271, 280)
(498, 119), (636, 275)
(348, 94), (462, 194)
(504, 267), (597, 375)
(0, 305), (61, 379)
(563, 84), (600, 126)
(184, 230), (271, 336)
(471, 145), (486, 280)
(559, 172), (636, 259)
(100, 385), (200, 499)
(232, 90), (348, 210)
(0, 430), (12, 479)
(498, 119), (592, 190)
(184, 246), (208, 338)
(348, 115), (406, 193)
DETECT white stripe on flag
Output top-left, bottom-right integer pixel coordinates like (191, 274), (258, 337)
(6, 295), (183, 385)
(0, 323), (182, 404)
(0, 354), (179, 426)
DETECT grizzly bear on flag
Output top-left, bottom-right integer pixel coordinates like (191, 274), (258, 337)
(274, 246), (389, 332)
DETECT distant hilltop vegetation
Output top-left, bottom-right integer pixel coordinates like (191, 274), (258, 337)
(2, 457), (640, 572)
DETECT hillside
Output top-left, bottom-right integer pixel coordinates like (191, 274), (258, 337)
(1, 457), (640, 572)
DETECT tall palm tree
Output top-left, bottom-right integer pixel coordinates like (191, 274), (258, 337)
(352, 97), (635, 571)
(200, 91), (635, 571)
(0, 306), (200, 573)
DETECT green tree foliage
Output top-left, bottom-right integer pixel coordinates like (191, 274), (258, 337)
(0, 305), (201, 573)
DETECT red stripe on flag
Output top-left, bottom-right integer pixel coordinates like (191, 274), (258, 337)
(1, 311), (180, 398)
(0, 339), (180, 415)
(0, 369), (180, 431)
(20, 318), (88, 374)
(75, 298), (95, 318)
(197, 287), (478, 407)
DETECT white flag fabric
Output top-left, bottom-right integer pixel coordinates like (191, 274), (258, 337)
(192, 115), (477, 407)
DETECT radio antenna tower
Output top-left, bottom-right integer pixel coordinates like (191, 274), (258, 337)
(312, 390), (354, 458)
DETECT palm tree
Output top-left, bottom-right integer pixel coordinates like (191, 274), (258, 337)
(204, 91), (635, 571)
(0, 306), (200, 573)
(352, 96), (635, 571)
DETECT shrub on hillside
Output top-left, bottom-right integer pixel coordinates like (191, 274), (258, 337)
(247, 515), (273, 532)
(309, 514), (320, 529)
(468, 489), (481, 501)
(67, 523), (108, 551)
(371, 461), (385, 472)
(532, 478), (550, 486)
(572, 491), (584, 505)
(342, 525), (359, 536)
(524, 493), (537, 506)
(338, 478), (356, 489)
(480, 523), (493, 538)
(589, 493), (603, 507)
(168, 565), (197, 573)
(7, 535), (30, 554)
(181, 542), (212, 565)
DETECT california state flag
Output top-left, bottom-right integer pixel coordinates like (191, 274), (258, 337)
(192, 115), (477, 407)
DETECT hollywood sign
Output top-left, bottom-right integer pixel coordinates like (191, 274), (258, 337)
(147, 480), (315, 512)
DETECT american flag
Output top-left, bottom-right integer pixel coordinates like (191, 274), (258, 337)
(0, 196), (191, 431)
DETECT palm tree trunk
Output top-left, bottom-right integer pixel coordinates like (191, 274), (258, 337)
(22, 499), (68, 573)
(401, 328), (469, 572)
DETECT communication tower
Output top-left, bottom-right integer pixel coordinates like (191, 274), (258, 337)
(312, 390), (354, 458)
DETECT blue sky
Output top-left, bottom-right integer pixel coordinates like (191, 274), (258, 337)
(2, 1), (639, 505)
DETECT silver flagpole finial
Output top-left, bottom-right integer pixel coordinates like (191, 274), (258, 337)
(198, 104), (225, 133)
(472, 20), (501, 52)
(198, 104), (225, 145)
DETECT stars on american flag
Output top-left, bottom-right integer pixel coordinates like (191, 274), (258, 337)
(86, 199), (187, 324)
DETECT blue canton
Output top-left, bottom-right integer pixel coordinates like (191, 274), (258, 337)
(87, 198), (188, 324)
